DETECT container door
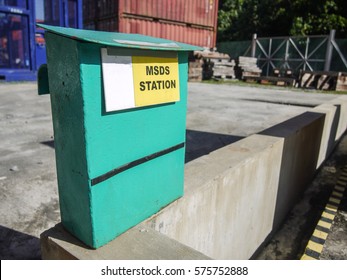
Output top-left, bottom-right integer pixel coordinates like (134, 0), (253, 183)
(35, 0), (81, 28)
(34, 0), (82, 69)
(0, 10), (30, 69)
(66, 0), (78, 28)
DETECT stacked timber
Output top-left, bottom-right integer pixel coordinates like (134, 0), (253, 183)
(188, 50), (236, 81)
(188, 59), (203, 82)
(194, 50), (216, 80)
(212, 58), (236, 80)
(337, 72), (347, 91)
(234, 56), (262, 80)
(202, 60), (214, 80)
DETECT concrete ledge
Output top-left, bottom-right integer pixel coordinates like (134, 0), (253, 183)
(41, 96), (347, 260)
(41, 223), (211, 260)
(308, 104), (338, 168)
(259, 112), (325, 230)
(143, 134), (284, 259)
(327, 96), (347, 140)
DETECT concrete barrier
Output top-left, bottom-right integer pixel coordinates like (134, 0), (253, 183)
(143, 134), (284, 259)
(308, 104), (338, 168)
(142, 97), (347, 259)
(41, 223), (211, 260)
(327, 96), (347, 141)
(259, 112), (325, 231)
(41, 97), (347, 259)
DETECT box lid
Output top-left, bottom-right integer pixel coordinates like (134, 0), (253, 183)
(37, 24), (202, 52)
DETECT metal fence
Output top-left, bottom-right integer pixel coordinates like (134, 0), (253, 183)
(217, 31), (347, 76)
(217, 40), (252, 59)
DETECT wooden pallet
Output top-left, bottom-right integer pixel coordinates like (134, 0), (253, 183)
(244, 76), (296, 87)
(336, 72), (347, 91)
(298, 71), (347, 91)
(234, 56), (262, 80)
(213, 66), (235, 78)
(259, 76), (296, 87)
(213, 75), (235, 80)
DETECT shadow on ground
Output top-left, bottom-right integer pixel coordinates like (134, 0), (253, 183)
(3, 129), (242, 260)
(185, 130), (243, 163)
(41, 130), (244, 164)
(0, 225), (41, 260)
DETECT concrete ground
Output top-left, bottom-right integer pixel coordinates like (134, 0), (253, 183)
(0, 81), (345, 259)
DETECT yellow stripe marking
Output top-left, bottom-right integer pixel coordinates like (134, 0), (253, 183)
(335, 185), (346, 192)
(332, 191), (343, 198)
(313, 229), (328, 240)
(329, 197), (341, 204)
(307, 240), (324, 253)
(326, 203), (338, 212)
(318, 220), (332, 229)
(338, 175), (347, 180)
(301, 254), (317, 260)
(336, 180), (347, 186)
(322, 211), (335, 220)
(301, 165), (347, 260)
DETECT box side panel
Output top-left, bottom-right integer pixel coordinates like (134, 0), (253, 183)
(45, 33), (93, 246)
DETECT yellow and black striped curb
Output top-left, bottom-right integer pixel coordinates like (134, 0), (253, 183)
(301, 166), (347, 260)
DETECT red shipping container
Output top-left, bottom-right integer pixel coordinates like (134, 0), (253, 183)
(118, 17), (215, 48)
(83, 0), (218, 48)
(118, 0), (217, 28)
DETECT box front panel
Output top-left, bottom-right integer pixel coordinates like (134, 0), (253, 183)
(79, 44), (188, 180)
(91, 147), (185, 247)
(78, 43), (188, 247)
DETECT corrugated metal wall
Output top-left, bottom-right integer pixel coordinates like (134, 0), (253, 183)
(119, 0), (217, 28)
(83, 0), (218, 48)
(83, 0), (119, 19)
(118, 17), (215, 48)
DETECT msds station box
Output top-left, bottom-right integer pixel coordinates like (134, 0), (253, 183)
(38, 24), (200, 248)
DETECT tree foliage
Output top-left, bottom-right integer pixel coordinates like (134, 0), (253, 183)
(218, 0), (347, 41)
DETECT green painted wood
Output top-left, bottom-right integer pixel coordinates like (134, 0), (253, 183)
(45, 32), (93, 246)
(37, 64), (50, 95)
(78, 42), (188, 179)
(41, 26), (194, 248)
(91, 149), (185, 247)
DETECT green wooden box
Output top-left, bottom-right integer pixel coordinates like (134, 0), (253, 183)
(38, 24), (200, 248)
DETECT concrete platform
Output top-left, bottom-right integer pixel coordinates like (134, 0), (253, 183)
(40, 223), (210, 260)
(0, 81), (343, 259)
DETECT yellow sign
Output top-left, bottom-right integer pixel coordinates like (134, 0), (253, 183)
(132, 56), (180, 107)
